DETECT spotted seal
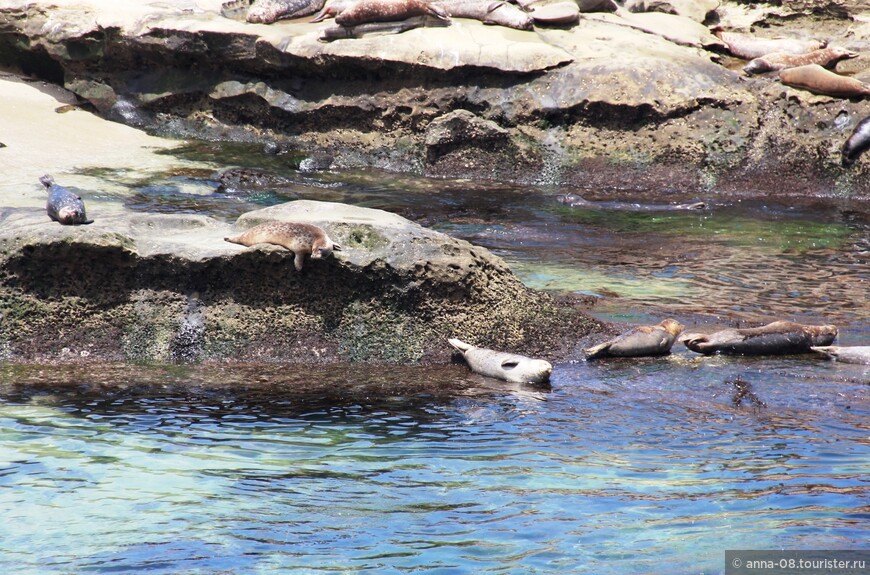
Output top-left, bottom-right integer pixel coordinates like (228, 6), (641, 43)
(743, 47), (858, 75)
(221, 0), (327, 23)
(713, 30), (827, 61)
(681, 321), (838, 356)
(585, 319), (684, 359)
(779, 64), (870, 98)
(224, 221), (341, 271)
(448, 338), (552, 384)
(842, 115), (870, 167)
(334, 0), (449, 26)
(431, 0), (532, 29)
(811, 346), (870, 365)
(39, 175), (94, 225)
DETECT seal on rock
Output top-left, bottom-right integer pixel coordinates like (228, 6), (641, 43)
(811, 346), (870, 365)
(779, 64), (870, 98)
(221, 0), (327, 23)
(585, 318), (684, 359)
(743, 47), (858, 75)
(842, 115), (870, 167)
(334, 0), (449, 26)
(713, 29), (827, 60)
(681, 321), (838, 356)
(448, 338), (553, 384)
(39, 175), (94, 225)
(431, 0), (532, 30)
(224, 221), (341, 271)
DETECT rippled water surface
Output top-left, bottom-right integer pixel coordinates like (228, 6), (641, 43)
(1, 359), (868, 575)
(3, 145), (870, 574)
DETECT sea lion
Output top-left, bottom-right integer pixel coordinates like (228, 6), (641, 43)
(743, 47), (858, 75)
(585, 319), (684, 359)
(779, 64), (870, 98)
(221, 0), (327, 22)
(334, 0), (449, 26)
(811, 346), (870, 365)
(448, 338), (553, 384)
(713, 30), (827, 61)
(842, 115), (870, 167)
(224, 221), (341, 271)
(682, 321), (838, 356)
(39, 175), (94, 225)
(431, 0), (532, 30)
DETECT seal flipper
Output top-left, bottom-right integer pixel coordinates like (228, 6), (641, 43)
(448, 338), (473, 353)
(584, 340), (613, 360)
(221, 0), (253, 20)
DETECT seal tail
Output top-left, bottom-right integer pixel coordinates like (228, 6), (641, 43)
(448, 338), (473, 352)
(810, 346), (836, 359)
(221, 0), (252, 20)
(224, 235), (242, 245)
(426, 2), (451, 21)
(584, 341), (611, 360)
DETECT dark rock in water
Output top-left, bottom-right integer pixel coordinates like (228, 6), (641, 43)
(842, 116), (870, 168)
(216, 167), (295, 194)
(298, 153), (334, 172)
(39, 175), (94, 225)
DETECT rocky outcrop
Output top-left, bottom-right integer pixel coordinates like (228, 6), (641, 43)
(0, 200), (600, 363)
(0, 0), (868, 195)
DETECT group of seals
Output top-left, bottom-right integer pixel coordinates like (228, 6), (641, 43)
(40, 175), (93, 225)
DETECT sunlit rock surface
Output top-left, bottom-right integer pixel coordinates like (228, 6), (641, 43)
(0, 200), (600, 363)
(0, 0), (869, 195)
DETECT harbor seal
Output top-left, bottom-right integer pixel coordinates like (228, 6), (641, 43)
(779, 64), (870, 98)
(448, 338), (553, 384)
(842, 115), (870, 167)
(334, 0), (449, 26)
(585, 319), (684, 359)
(743, 47), (858, 75)
(320, 14), (448, 39)
(39, 175), (94, 225)
(431, 0), (532, 30)
(556, 194), (706, 211)
(224, 221), (341, 271)
(221, 0), (327, 23)
(811, 346), (870, 365)
(682, 321), (838, 356)
(713, 30), (827, 60)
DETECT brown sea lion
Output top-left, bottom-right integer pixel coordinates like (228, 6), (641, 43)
(713, 30), (827, 61)
(811, 346), (870, 365)
(842, 115), (870, 167)
(779, 64), (870, 98)
(334, 0), (449, 26)
(224, 221), (341, 271)
(431, 0), (532, 30)
(743, 47), (858, 75)
(585, 319), (684, 360)
(682, 321), (838, 356)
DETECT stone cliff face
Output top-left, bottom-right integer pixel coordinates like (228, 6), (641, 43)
(0, 201), (600, 363)
(0, 0), (868, 196)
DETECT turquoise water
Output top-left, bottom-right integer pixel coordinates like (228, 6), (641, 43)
(1, 358), (868, 575)
(3, 155), (870, 573)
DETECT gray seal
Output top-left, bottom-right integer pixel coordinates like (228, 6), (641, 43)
(585, 318), (684, 359)
(449, 338), (553, 384)
(811, 346), (870, 365)
(842, 116), (870, 168)
(40, 175), (94, 225)
(681, 321), (838, 356)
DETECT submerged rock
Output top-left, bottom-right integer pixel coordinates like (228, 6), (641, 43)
(0, 200), (598, 364)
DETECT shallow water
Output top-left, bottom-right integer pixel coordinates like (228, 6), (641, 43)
(2, 144), (870, 574)
(1, 358), (868, 575)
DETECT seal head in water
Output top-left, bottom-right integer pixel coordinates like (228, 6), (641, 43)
(40, 175), (94, 225)
(585, 318), (684, 359)
(811, 346), (870, 365)
(224, 221), (341, 271)
(448, 338), (553, 384)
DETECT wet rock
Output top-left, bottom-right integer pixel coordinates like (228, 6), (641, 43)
(0, 201), (598, 363)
